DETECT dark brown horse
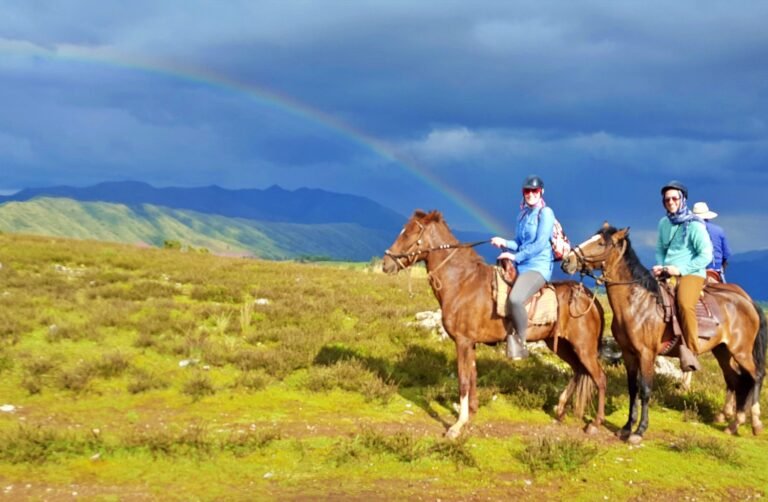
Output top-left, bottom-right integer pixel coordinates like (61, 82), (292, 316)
(382, 210), (607, 438)
(562, 225), (767, 443)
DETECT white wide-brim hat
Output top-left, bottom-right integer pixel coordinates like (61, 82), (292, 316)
(692, 201), (718, 219)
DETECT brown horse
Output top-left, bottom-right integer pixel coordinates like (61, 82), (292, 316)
(562, 225), (767, 443)
(382, 210), (607, 438)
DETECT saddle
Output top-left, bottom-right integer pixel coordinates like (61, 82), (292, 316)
(492, 265), (557, 325)
(657, 280), (722, 354)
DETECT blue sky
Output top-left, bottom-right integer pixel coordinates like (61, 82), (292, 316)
(1, 1), (767, 252)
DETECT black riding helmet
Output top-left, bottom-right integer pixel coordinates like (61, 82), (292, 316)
(660, 180), (688, 200)
(522, 175), (544, 190)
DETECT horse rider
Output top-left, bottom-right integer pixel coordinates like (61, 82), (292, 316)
(490, 174), (556, 359)
(652, 181), (713, 372)
(692, 201), (732, 283)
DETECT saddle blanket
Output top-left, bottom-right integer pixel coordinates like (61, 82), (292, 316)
(493, 266), (557, 325)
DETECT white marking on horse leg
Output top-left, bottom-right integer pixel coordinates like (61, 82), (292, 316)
(446, 393), (469, 439)
(752, 401), (763, 435)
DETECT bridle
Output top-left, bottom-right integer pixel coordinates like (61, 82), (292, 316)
(569, 237), (639, 286)
(384, 221), (488, 288)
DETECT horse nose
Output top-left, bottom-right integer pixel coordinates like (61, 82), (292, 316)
(382, 255), (396, 274)
(560, 253), (576, 274)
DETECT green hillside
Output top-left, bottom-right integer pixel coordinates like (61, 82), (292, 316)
(1, 233), (767, 499)
(0, 197), (392, 260)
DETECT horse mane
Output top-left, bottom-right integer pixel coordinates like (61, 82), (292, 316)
(599, 226), (660, 296)
(412, 209), (444, 224)
(412, 209), (486, 266)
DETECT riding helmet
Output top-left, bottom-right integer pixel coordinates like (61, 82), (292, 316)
(522, 175), (544, 190)
(660, 180), (688, 200)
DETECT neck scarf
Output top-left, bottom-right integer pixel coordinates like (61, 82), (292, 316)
(665, 191), (703, 239)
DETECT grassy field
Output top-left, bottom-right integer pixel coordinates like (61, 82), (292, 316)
(0, 232), (767, 500)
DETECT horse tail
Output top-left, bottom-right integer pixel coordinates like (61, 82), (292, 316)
(572, 372), (596, 419)
(595, 292), (606, 353)
(751, 301), (767, 384)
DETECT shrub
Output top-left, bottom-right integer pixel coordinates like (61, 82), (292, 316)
(182, 372), (216, 400)
(517, 436), (599, 474)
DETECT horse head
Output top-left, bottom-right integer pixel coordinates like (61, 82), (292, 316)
(561, 223), (630, 276)
(382, 209), (447, 274)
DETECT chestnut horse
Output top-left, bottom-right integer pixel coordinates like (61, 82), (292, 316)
(562, 225), (767, 443)
(382, 210), (607, 438)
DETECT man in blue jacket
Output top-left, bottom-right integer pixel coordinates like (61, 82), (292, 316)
(692, 201), (732, 283)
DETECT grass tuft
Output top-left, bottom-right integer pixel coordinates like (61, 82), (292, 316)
(668, 433), (741, 466)
(517, 436), (599, 474)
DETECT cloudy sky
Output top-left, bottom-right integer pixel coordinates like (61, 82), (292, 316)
(1, 1), (767, 252)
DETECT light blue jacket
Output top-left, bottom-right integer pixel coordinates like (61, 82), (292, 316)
(655, 217), (713, 278)
(501, 206), (554, 281)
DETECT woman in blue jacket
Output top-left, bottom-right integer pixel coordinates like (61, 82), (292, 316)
(491, 174), (555, 359)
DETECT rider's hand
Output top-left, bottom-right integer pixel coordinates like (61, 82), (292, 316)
(491, 236), (507, 249)
(651, 265), (664, 277)
(664, 265), (681, 277)
(497, 251), (516, 262)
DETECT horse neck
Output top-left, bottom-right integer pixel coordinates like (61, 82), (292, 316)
(603, 244), (659, 312)
(422, 224), (481, 293)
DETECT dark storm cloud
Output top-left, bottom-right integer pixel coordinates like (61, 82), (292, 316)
(0, 1), (767, 249)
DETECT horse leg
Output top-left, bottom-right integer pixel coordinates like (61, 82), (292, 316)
(571, 340), (607, 434)
(619, 353), (640, 440)
(446, 339), (475, 439)
(468, 345), (479, 418)
(712, 345), (738, 425)
(628, 352), (655, 444)
(751, 383), (763, 435)
(680, 372), (693, 391)
(546, 338), (580, 421)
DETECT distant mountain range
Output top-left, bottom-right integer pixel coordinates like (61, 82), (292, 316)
(0, 181), (404, 229)
(0, 181), (491, 263)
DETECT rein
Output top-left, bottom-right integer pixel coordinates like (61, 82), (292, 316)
(384, 239), (490, 260)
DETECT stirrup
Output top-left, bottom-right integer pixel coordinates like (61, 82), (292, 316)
(506, 334), (529, 360)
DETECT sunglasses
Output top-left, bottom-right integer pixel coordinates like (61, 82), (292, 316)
(663, 196), (681, 203)
(523, 188), (541, 195)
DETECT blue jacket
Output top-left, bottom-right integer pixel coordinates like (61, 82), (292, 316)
(501, 206), (554, 281)
(704, 221), (731, 270)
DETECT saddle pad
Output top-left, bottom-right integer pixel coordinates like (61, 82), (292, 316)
(493, 267), (557, 324)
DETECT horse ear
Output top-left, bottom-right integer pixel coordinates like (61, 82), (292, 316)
(612, 227), (630, 242)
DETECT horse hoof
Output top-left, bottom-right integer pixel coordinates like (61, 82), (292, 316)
(445, 427), (461, 440)
(584, 424), (599, 435)
(725, 425), (738, 436)
(714, 413), (726, 424)
(752, 422), (764, 436)
(616, 429), (631, 440)
(627, 434), (643, 445)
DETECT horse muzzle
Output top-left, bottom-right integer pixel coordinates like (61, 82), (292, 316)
(560, 251), (581, 275)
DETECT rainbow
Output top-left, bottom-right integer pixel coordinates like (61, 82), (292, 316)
(0, 39), (510, 234)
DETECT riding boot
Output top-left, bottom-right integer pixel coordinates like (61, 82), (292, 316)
(506, 332), (529, 360)
(678, 344), (701, 372)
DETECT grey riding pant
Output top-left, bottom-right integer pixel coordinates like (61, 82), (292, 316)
(506, 270), (546, 341)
